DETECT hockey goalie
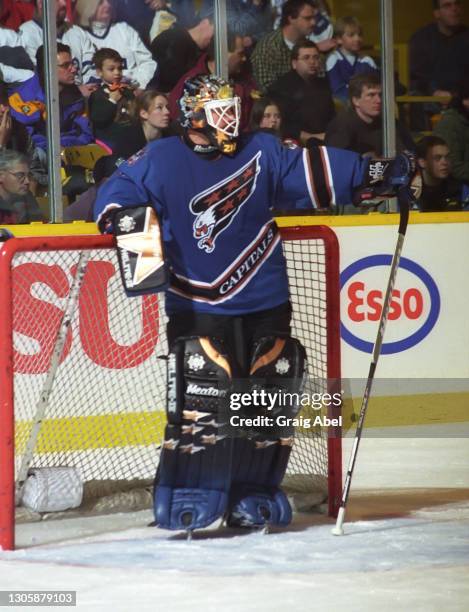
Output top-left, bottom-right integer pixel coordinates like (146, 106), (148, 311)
(94, 74), (419, 533)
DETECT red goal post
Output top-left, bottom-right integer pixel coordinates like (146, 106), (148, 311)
(0, 225), (342, 550)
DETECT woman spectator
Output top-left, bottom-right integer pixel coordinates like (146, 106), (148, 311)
(249, 97), (307, 210)
(65, 92), (169, 221)
(78, 0), (157, 90)
(249, 97), (299, 146)
(134, 90), (171, 143)
(434, 79), (469, 183)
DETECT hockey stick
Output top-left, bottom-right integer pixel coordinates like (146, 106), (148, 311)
(332, 188), (410, 535)
(15, 251), (90, 505)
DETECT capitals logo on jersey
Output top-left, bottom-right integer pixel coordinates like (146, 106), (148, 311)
(189, 152), (262, 253)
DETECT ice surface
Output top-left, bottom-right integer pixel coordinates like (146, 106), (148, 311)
(1, 436), (468, 611)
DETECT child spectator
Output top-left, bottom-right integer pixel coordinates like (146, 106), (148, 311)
(326, 16), (378, 103)
(88, 48), (146, 157)
(79, 0), (157, 90)
(416, 135), (469, 211)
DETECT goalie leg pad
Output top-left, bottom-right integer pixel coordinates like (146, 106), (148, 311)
(154, 336), (234, 531)
(227, 336), (307, 527)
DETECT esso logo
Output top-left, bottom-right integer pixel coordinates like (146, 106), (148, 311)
(340, 255), (440, 354)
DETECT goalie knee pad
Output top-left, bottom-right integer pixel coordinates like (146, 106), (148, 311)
(154, 336), (235, 531)
(227, 336), (306, 527)
(248, 335), (307, 426)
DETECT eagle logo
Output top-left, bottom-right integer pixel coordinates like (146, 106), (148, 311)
(189, 152), (262, 253)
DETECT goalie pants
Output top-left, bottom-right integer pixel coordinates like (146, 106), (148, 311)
(166, 301), (292, 368)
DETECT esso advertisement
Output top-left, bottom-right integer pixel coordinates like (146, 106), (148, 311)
(340, 255), (441, 354)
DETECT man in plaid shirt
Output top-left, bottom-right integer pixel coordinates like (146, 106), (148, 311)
(252, 0), (317, 92)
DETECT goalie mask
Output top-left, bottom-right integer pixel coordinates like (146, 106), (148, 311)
(179, 74), (241, 155)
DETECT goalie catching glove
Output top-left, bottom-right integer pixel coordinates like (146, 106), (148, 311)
(353, 151), (422, 206)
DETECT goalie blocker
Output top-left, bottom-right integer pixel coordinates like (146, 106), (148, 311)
(111, 206), (170, 296)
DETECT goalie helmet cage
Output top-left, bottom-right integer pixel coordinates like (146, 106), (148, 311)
(0, 226), (342, 551)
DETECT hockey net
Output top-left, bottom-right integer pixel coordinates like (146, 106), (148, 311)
(0, 226), (341, 550)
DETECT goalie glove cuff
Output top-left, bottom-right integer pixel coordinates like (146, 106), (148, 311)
(353, 152), (422, 206)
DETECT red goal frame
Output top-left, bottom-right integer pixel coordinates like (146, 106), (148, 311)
(0, 227), (341, 550)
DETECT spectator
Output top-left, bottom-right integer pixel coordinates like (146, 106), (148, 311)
(415, 135), (469, 211)
(271, 0), (335, 52)
(268, 39), (335, 144)
(308, 2), (336, 53)
(88, 48), (146, 158)
(0, 150), (44, 224)
(249, 97), (306, 210)
(409, 0), (469, 97)
(0, 26), (36, 85)
(200, 0), (273, 44)
(149, 2), (178, 43)
(64, 153), (124, 221)
(325, 16), (378, 103)
(231, 0), (274, 44)
(135, 90), (170, 143)
(249, 97), (283, 134)
(79, 0), (157, 90)
(249, 96), (300, 148)
(325, 72), (414, 156)
(434, 79), (469, 183)
(158, 0), (196, 28)
(149, 12), (214, 92)
(0, 83), (47, 187)
(109, 0), (156, 44)
(19, 0), (97, 95)
(251, 0), (316, 93)
(168, 33), (255, 131)
(9, 43), (94, 154)
(0, 1), (34, 31)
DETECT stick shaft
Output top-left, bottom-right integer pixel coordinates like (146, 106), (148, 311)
(16, 252), (89, 500)
(333, 192), (410, 533)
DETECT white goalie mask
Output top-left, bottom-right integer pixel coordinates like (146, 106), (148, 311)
(204, 96), (241, 140)
(180, 75), (241, 155)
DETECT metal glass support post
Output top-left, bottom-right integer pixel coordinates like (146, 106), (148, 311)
(214, 0), (229, 80)
(43, 0), (64, 222)
(380, 0), (397, 212)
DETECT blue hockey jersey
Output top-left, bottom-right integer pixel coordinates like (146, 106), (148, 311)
(326, 49), (378, 102)
(95, 132), (366, 315)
